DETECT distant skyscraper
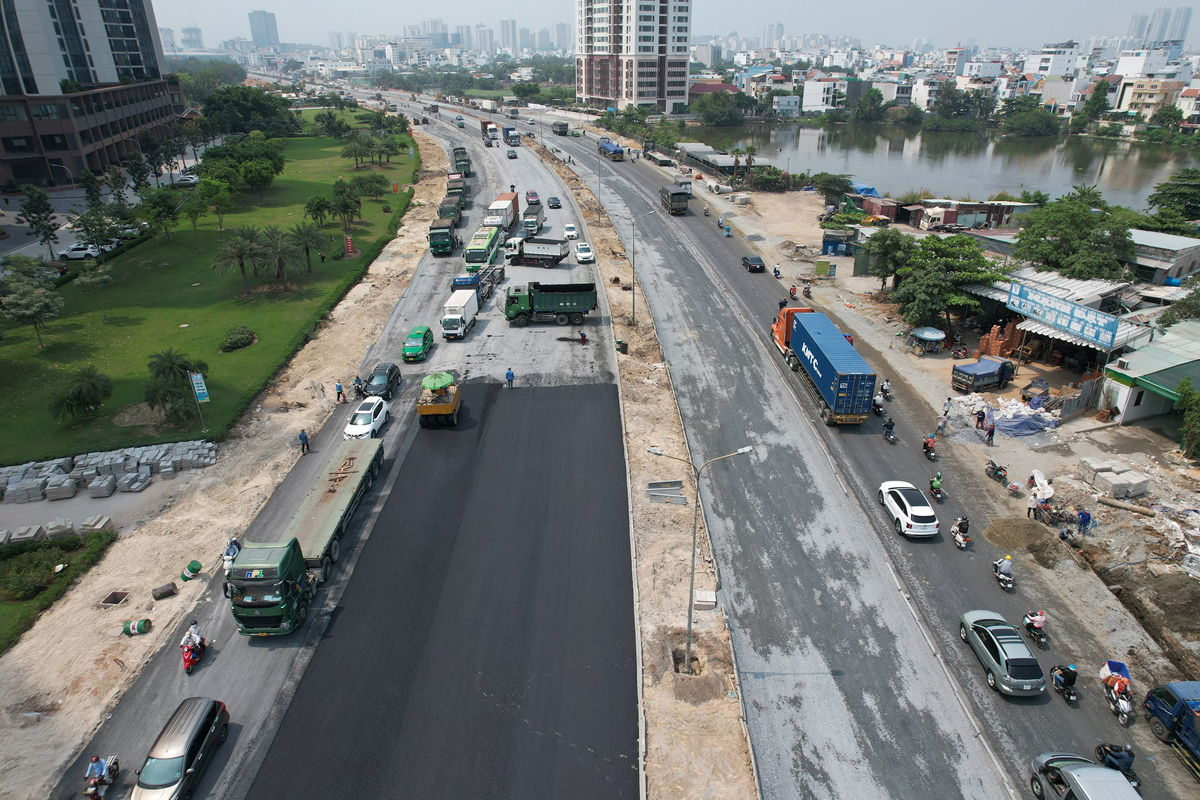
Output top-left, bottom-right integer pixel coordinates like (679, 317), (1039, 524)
(764, 23), (784, 49)
(1128, 13), (1150, 41)
(518, 28), (533, 52)
(553, 22), (571, 52)
(454, 25), (474, 51)
(500, 19), (518, 52)
(577, 0), (690, 112)
(181, 27), (204, 51)
(475, 25), (495, 54)
(1146, 7), (1172, 44)
(421, 19), (446, 36)
(159, 28), (176, 52)
(537, 28), (552, 52)
(1168, 6), (1193, 42)
(329, 32), (357, 50)
(248, 11), (280, 47)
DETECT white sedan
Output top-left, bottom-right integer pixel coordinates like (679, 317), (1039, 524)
(563, 223), (578, 239)
(575, 242), (595, 263)
(343, 397), (390, 440)
(878, 481), (940, 537)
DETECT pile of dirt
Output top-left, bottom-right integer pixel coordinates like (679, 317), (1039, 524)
(981, 517), (1047, 551)
(112, 402), (165, 428)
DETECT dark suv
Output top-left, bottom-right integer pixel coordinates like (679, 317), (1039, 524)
(741, 255), (765, 273)
(131, 697), (230, 800)
(364, 362), (401, 400)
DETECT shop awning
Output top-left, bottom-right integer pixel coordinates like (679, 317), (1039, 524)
(1016, 318), (1149, 351)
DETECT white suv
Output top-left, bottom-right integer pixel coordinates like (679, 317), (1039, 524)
(878, 481), (939, 536)
(575, 242), (595, 263)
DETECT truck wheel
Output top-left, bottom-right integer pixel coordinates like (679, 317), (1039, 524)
(822, 408), (834, 426)
(515, 314), (529, 328)
(1150, 717), (1174, 742)
(321, 555), (332, 579)
(555, 313), (569, 325)
(297, 600), (309, 623)
(571, 313), (583, 325)
(329, 537), (341, 564)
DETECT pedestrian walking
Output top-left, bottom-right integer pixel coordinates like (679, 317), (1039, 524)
(320, 253), (326, 263)
(335, 380), (346, 403)
(299, 429), (310, 455)
(943, 397), (953, 416)
(936, 414), (948, 437)
(1027, 492), (1040, 519)
(505, 368), (514, 388)
(986, 421), (996, 447)
(976, 408), (986, 429)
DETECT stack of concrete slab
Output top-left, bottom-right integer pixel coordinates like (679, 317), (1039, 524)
(44, 517), (76, 540)
(9, 525), (45, 543)
(45, 475), (78, 501)
(88, 475), (117, 498)
(79, 514), (112, 533)
(1076, 458), (1151, 499)
(3, 477), (48, 504)
(116, 473), (150, 493)
(0, 530), (8, 544)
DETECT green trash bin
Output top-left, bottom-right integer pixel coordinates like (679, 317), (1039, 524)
(615, 339), (628, 354)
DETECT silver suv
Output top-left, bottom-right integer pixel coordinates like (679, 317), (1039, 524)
(959, 610), (1045, 695)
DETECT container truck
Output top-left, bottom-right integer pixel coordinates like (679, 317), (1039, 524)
(952, 356), (1014, 393)
(480, 99), (498, 112)
(452, 147), (472, 176)
(451, 264), (505, 301)
(1143, 681), (1200, 782)
(427, 218), (461, 256)
(505, 107), (520, 119)
(480, 120), (499, 140)
(599, 142), (625, 161)
(441, 288), (480, 339)
(646, 152), (674, 167)
(483, 192), (520, 231)
(551, 121), (569, 135)
(224, 439), (384, 635)
(774, 310), (875, 425)
(504, 282), (598, 327)
(521, 204), (545, 234)
(660, 186), (689, 215)
(505, 236), (570, 267)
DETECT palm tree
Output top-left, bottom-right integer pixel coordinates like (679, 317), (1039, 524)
(380, 138), (401, 163)
(289, 221), (324, 272)
(260, 224), (303, 290)
(312, 110), (340, 137)
(730, 148), (744, 183)
(331, 193), (361, 232)
(341, 138), (369, 168)
(148, 348), (208, 388)
(212, 226), (261, 292)
(304, 195), (333, 228)
(1068, 183), (1105, 208)
(742, 145), (757, 180)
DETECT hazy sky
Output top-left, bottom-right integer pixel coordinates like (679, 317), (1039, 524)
(154, 1), (1199, 51)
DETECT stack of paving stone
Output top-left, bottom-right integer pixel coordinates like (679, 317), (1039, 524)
(88, 475), (117, 498)
(79, 514), (112, 533)
(45, 474), (78, 500)
(3, 477), (48, 504)
(1076, 457), (1151, 499)
(44, 517), (77, 540)
(116, 472), (151, 493)
(9, 525), (45, 543)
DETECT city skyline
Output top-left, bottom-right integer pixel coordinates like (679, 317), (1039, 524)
(154, 1), (1200, 51)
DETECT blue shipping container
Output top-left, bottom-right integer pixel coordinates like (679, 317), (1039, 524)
(790, 312), (876, 421)
(451, 273), (479, 290)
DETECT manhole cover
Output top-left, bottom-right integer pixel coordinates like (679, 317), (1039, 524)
(98, 590), (130, 608)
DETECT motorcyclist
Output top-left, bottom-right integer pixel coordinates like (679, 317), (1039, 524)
(353, 374), (364, 399)
(1050, 664), (1077, 691)
(929, 472), (943, 494)
(872, 392), (884, 413)
(703, 205), (710, 216)
(773, 264), (781, 278)
(223, 537), (242, 561)
(85, 755), (111, 796)
(1101, 744), (1135, 772)
(778, 298), (788, 310)
(881, 378), (891, 397)
(882, 417), (895, 436)
(180, 621), (203, 654)
(953, 516), (969, 536)
(922, 434), (935, 456)
(994, 555), (1013, 577)
(789, 284), (797, 299)
(802, 284), (812, 298)
(1024, 609), (1046, 635)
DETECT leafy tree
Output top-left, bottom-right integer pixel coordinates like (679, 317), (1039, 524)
(68, 206), (119, 263)
(851, 88), (886, 124)
(892, 235), (1006, 330)
(49, 366), (113, 422)
(105, 165), (132, 219)
(811, 172), (853, 205)
(1151, 105), (1184, 129)
(1019, 190), (1050, 207)
(241, 159), (276, 204)
(351, 173), (388, 200)
(260, 224), (303, 290)
(1077, 85), (1110, 127)
(140, 188), (181, 240)
(690, 91), (744, 126)
(1014, 199), (1133, 279)
(0, 254), (55, 293)
(78, 170), (104, 210)
(201, 85), (300, 136)
(998, 95), (1042, 118)
(1175, 378), (1200, 458)
(180, 187), (210, 244)
(901, 104), (925, 125)
(965, 89), (997, 123)
(179, 120), (206, 164)
(168, 57), (246, 105)
(1, 285), (65, 347)
(203, 178), (234, 231)
(15, 185), (60, 259)
(212, 226), (261, 292)
(124, 150), (151, 195)
(289, 222), (324, 272)
(1149, 168), (1200, 219)
(864, 227), (916, 290)
(304, 195), (333, 227)
(75, 262), (114, 318)
(1065, 183), (1106, 208)
(511, 82), (541, 101)
(1001, 110), (1061, 136)
(932, 82), (970, 119)
(283, 58), (303, 72)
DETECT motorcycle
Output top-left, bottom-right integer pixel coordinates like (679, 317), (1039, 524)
(993, 559), (1014, 591)
(773, 266), (781, 279)
(928, 479), (946, 503)
(881, 385), (892, 402)
(84, 755), (119, 797)
(951, 517), (971, 550)
(1105, 682), (1134, 726)
(1050, 666), (1078, 702)
(802, 286), (812, 299)
(872, 398), (884, 416)
(951, 345), (971, 359)
(789, 285), (797, 300)
(703, 207), (710, 216)
(181, 638), (206, 675)
(922, 440), (937, 462)
(984, 460), (1008, 485)
(882, 425), (896, 445)
(1094, 744), (1140, 790)
(1023, 615), (1048, 648)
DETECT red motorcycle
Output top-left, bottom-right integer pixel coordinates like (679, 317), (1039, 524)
(181, 638), (206, 675)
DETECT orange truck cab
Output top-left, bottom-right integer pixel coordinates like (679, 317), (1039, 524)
(772, 307), (815, 353)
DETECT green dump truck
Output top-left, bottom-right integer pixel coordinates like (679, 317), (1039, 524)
(504, 282), (598, 327)
(428, 217), (462, 255)
(224, 439), (384, 636)
(452, 146), (472, 176)
(551, 121), (569, 136)
(437, 195), (463, 225)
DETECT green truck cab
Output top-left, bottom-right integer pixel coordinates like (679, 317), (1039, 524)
(225, 439), (384, 636)
(428, 217), (461, 255)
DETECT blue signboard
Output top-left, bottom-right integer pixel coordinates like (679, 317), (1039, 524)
(190, 371), (210, 404)
(1006, 284), (1119, 349)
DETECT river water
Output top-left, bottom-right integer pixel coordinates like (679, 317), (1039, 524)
(687, 123), (1200, 210)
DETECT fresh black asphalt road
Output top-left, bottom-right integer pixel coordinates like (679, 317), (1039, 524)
(246, 383), (638, 800)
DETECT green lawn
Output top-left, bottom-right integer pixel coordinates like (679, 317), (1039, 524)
(0, 135), (418, 465)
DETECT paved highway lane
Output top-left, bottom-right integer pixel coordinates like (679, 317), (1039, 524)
(246, 384), (638, 800)
(546, 128), (1191, 798)
(548, 132), (1005, 800)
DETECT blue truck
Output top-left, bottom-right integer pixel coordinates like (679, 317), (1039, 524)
(599, 141), (625, 161)
(451, 264), (505, 302)
(1144, 681), (1200, 782)
(776, 310), (875, 425)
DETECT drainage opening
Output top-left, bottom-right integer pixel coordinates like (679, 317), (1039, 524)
(98, 590), (130, 608)
(672, 647), (704, 676)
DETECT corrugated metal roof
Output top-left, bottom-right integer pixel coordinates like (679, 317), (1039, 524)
(1016, 317), (1149, 351)
(1130, 229), (1200, 253)
(1107, 321), (1200, 378)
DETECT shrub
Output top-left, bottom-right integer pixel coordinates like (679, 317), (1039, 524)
(219, 324), (257, 352)
(382, 205), (392, 213)
(0, 546), (68, 600)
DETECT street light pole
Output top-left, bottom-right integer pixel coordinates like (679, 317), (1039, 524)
(648, 445), (753, 674)
(629, 209), (655, 327)
(48, 162), (75, 188)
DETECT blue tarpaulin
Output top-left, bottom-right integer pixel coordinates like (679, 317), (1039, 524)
(993, 414), (1058, 436)
(851, 181), (881, 198)
(954, 360), (1004, 376)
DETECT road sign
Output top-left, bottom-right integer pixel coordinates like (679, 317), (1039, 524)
(189, 372), (210, 403)
(344, 235), (353, 255)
